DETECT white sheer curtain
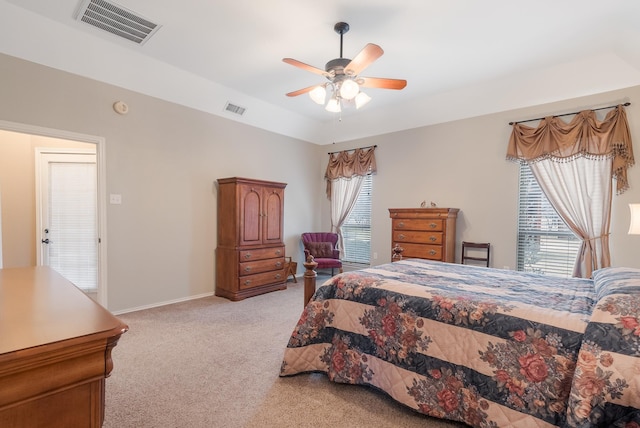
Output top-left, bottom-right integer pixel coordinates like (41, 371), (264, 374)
(330, 175), (365, 258)
(529, 156), (612, 278)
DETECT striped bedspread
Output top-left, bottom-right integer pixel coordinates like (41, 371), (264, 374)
(280, 259), (640, 427)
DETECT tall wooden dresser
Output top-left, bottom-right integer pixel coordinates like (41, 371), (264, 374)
(216, 177), (287, 301)
(389, 208), (459, 263)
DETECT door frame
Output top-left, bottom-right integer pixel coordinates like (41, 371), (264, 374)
(0, 120), (108, 305)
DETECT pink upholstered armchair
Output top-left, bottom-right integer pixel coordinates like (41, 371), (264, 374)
(301, 232), (343, 275)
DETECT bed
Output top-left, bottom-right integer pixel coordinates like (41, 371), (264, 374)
(280, 259), (640, 427)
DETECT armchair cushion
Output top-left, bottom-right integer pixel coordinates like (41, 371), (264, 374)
(305, 242), (334, 258)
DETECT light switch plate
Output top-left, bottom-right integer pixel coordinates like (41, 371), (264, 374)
(109, 194), (122, 204)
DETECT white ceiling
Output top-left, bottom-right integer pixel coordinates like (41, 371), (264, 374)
(2, 0), (640, 144)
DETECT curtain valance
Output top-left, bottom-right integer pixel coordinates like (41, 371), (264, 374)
(506, 105), (634, 194)
(325, 146), (377, 198)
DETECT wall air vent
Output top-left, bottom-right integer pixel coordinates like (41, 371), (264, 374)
(74, 0), (161, 45)
(224, 102), (247, 117)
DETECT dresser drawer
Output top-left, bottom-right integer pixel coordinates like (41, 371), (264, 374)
(398, 243), (443, 261)
(239, 270), (285, 290)
(239, 246), (284, 262)
(393, 219), (443, 231)
(393, 230), (442, 245)
(239, 257), (285, 276)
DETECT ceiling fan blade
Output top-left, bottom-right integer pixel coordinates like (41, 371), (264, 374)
(359, 77), (407, 90)
(345, 43), (384, 76)
(286, 85), (322, 97)
(283, 58), (328, 76)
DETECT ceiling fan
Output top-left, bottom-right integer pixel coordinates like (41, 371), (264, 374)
(283, 22), (407, 112)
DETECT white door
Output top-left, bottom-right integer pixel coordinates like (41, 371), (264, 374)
(37, 151), (98, 293)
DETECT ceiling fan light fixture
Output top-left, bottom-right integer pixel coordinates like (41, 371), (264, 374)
(339, 79), (359, 100)
(325, 97), (342, 113)
(283, 22), (406, 115)
(309, 85), (326, 104)
(355, 92), (371, 109)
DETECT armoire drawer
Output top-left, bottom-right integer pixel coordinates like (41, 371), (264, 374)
(239, 270), (285, 290)
(239, 246), (284, 262)
(239, 258), (285, 276)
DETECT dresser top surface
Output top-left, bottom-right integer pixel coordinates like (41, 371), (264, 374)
(0, 266), (127, 355)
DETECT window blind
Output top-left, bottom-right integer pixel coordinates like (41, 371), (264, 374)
(341, 174), (372, 265)
(48, 162), (98, 291)
(517, 164), (581, 277)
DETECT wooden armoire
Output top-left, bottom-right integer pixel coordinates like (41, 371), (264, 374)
(215, 177), (287, 301)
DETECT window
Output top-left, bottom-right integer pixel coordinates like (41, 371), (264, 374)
(517, 164), (581, 277)
(341, 174), (372, 265)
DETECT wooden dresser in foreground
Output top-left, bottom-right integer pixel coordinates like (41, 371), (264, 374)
(0, 266), (128, 428)
(389, 208), (459, 263)
(216, 177), (287, 301)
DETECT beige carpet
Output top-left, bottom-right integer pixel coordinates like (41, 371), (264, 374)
(104, 276), (466, 428)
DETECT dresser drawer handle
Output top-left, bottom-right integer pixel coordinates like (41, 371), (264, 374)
(275, 273), (282, 279)
(398, 234), (405, 240)
(244, 253), (251, 259)
(244, 266), (252, 272)
(397, 222), (405, 228)
(429, 236), (437, 242)
(429, 250), (437, 255)
(275, 262), (282, 268)
(429, 223), (437, 229)
(275, 249), (282, 255)
(244, 280), (251, 286)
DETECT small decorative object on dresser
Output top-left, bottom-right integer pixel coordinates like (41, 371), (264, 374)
(391, 243), (404, 260)
(388, 208), (459, 262)
(216, 177), (287, 301)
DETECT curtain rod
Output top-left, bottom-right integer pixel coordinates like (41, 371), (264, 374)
(508, 102), (630, 126)
(328, 144), (377, 155)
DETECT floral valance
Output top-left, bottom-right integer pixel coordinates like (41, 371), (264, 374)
(506, 105), (634, 194)
(325, 146), (377, 198)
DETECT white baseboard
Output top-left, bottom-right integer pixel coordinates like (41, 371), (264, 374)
(112, 292), (214, 315)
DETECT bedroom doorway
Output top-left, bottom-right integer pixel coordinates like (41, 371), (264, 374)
(0, 121), (107, 305)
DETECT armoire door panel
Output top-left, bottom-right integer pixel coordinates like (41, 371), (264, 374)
(264, 189), (283, 243)
(240, 185), (261, 245)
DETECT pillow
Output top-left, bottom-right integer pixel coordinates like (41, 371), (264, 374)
(592, 266), (640, 300)
(305, 241), (334, 258)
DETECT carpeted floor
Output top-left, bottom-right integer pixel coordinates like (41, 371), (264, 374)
(104, 276), (466, 428)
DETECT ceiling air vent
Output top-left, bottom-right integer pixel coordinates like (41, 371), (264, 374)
(224, 102), (247, 117)
(74, 0), (161, 45)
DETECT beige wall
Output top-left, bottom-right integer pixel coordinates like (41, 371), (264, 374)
(0, 53), (323, 312)
(324, 88), (640, 271)
(1, 52), (639, 313)
(0, 131), (92, 267)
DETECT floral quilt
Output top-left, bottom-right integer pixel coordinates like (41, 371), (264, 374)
(280, 259), (640, 427)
